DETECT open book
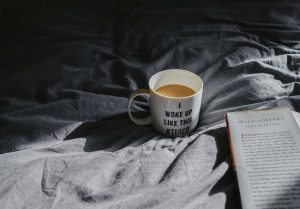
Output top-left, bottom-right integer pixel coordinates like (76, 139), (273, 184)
(226, 108), (300, 209)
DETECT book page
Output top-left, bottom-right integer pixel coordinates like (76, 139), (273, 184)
(292, 111), (300, 128)
(227, 108), (300, 209)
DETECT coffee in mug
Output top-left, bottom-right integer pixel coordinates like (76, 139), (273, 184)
(155, 84), (196, 97)
(128, 69), (203, 137)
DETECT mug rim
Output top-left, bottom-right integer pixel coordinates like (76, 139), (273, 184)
(149, 69), (203, 99)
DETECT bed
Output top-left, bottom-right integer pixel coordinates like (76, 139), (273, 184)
(0, 0), (300, 208)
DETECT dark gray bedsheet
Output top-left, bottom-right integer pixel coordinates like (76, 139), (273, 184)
(0, 0), (300, 208)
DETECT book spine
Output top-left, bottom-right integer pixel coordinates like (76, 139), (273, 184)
(225, 114), (236, 171)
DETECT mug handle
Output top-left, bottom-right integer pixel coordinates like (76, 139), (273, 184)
(128, 89), (151, 125)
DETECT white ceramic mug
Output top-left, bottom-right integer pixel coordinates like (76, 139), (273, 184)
(128, 69), (203, 137)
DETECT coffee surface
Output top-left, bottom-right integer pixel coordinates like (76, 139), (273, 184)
(155, 84), (196, 97)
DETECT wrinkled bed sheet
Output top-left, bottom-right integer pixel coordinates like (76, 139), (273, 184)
(0, 0), (300, 208)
